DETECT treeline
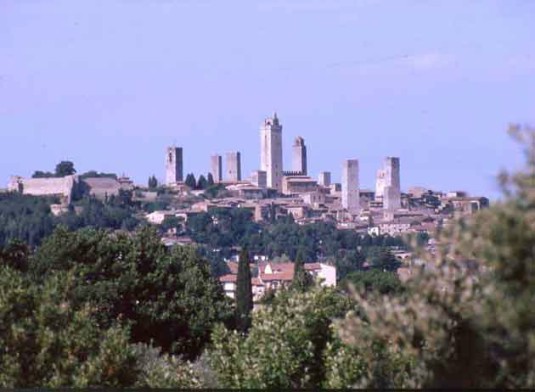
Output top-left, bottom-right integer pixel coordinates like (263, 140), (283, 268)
(0, 192), (141, 248)
(186, 208), (411, 280)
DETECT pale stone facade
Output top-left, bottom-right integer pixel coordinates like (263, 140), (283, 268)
(342, 159), (360, 214)
(226, 152), (242, 182)
(292, 136), (307, 175)
(9, 175), (76, 204)
(210, 154), (223, 182)
(282, 175), (318, 195)
(318, 171), (331, 187)
(260, 113), (283, 192)
(250, 170), (267, 188)
(165, 147), (183, 185)
(375, 168), (386, 201)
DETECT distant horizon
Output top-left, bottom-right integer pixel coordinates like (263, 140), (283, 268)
(2, 0), (534, 201)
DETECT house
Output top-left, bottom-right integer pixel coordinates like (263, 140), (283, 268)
(219, 261), (337, 301)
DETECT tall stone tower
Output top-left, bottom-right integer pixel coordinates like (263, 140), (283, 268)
(383, 157), (401, 210)
(165, 146), (183, 185)
(292, 136), (307, 175)
(226, 151), (242, 182)
(342, 159), (360, 214)
(375, 168), (386, 201)
(210, 154), (223, 183)
(260, 113), (283, 192)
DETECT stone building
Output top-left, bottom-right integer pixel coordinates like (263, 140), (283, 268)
(292, 136), (307, 175)
(226, 152), (242, 182)
(165, 146), (183, 185)
(342, 159), (360, 214)
(250, 170), (267, 188)
(210, 154), (223, 182)
(318, 171), (331, 187)
(82, 176), (133, 200)
(260, 113), (283, 192)
(282, 175), (318, 195)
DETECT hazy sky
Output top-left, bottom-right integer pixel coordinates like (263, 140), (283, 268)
(1, 0), (534, 199)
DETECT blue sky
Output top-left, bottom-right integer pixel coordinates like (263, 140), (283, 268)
(1, 0), (534, 199)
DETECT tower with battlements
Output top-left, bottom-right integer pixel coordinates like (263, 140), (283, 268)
(165, 146), (183, 185)
(292, 136), (307, 175)
(260, 113), (283, 192)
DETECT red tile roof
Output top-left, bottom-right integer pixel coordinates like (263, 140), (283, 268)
(219, 274), (237, 283)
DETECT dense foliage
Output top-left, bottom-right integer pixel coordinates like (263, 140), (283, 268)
(209, 288), (351, 389)
(30, 226), (232, 360)
(0, 264), (202, 388)
(187, 207), (406, 279)
(0, 193), (141, 248)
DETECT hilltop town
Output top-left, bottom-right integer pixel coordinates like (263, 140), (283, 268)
(7, 112), (489, 235)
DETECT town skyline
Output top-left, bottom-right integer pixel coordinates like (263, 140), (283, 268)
(2, 1), (535, 200)
(0, 110), (523, 200)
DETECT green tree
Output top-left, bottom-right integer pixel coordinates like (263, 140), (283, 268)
(366, 247), (401, 272)
(197, 175), (208, 190)
(148, 175), (158, 189)
(235, 249), (253, 333)
(55, 161), (76, 177)
(31, 226), (232, 360)
(185, 173), (197, 189)
(207, 173), (215, 187)
(291, 250), (313, 292)
(340, 270), (404, 295)
(0, 267), (138, 388)
(209, 288), (351, 389)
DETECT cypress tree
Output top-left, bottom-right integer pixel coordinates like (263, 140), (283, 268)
(185, 173), (197, 189)
(292, 249), (314, 292)
(197, 175), (208, 190)
(236, 249), (253, 333)
(207, 173), (215, 187)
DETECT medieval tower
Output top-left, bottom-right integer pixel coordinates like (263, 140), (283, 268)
(165, 146), (183, 185)
(342, 159), (360, 214)
(383, 157), (401, 210)
(210, 154), (223, 182)
(226, 151), (242, 182)
(292, 136), (307, 175)
(260, 113), (283, 192)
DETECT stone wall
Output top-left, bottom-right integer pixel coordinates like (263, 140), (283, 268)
(8, 175), (75, 204)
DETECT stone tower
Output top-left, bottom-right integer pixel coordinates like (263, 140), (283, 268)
(210, 154), (223, 182)
(383, 157), (401, 210)
(342, 159), (360, 214)
(165, 146), (183, 185)
(292, 136), (307, 175)
(260, 113), (283, 192)
(226, 151), (242, 182)
(375, 168), (386, 201)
